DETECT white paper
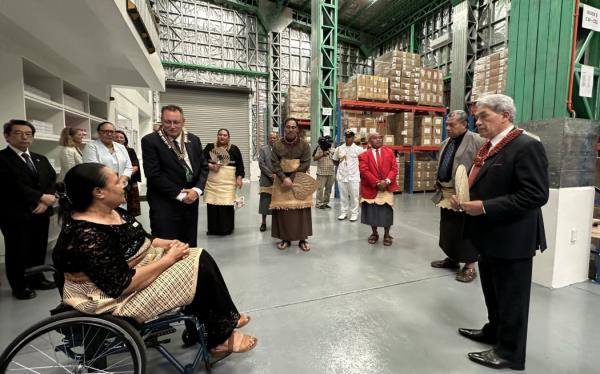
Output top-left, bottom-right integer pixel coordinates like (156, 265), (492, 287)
(321, 107), (333, 116)
(322, 126), (331, 136)
(580, 64), (594, 98)
(582, 4), (600, 32)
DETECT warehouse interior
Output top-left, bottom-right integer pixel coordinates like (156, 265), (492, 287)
(1, 0), (600, 373)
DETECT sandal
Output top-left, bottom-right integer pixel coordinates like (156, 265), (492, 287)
(210, 330), (257, 356)
(383, 236), (393, 246)
(299, 240), (311, 252)
(277, 240), (290, 250)
(368, 234), (379, 244)
(237, 314), (251, 328)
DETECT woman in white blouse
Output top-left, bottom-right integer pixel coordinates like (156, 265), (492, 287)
(58, 127), (85, 181)
(82, 122), (132, 187)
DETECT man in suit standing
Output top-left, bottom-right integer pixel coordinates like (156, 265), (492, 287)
(452, 94), (549, 370)
(358, 132), (398, 246)
(0, 119), (57, 299)
(142, 105), (208, 247)
(258, 131), (278, 232)
(431, 110), (486, 282)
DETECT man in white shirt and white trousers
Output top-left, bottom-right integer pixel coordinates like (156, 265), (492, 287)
(332, 129), (364, 221)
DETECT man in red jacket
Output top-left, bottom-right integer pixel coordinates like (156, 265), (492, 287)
(358, 132), (398, 246)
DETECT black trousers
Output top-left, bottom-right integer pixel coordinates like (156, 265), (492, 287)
(149, 200), (199, 247)
(478, 255), (533, 365)
(0, 215), (50, 292)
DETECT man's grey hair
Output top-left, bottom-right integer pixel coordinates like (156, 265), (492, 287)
(448, 110), (468, 124)
(476, 94), (516, 122)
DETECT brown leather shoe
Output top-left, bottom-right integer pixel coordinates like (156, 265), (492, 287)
(456, 266), (477, 283)
(430, 257), (460, 269)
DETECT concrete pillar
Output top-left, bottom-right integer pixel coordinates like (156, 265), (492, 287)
(520, 118), (600, 288)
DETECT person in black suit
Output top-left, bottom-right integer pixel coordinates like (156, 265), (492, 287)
(0, 119), (57, 299)
(451, 94), (549, 370)
(141, 105), (208, 247)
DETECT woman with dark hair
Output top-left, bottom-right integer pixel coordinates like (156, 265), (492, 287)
(114, 130), (142, 217)
(82, 122), (132, 187)
(58, 127), (85, 181)
(202, 129), (244, 236)
(52, 163), (257, 356)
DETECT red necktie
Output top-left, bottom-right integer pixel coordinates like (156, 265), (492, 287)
(468, 141), (492, 188)
(375, 148), (383, 179)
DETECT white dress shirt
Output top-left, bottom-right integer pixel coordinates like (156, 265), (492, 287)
(8, 144), (33, 166)
(333, 143), (363, 182)
(489, 125), (515, 152)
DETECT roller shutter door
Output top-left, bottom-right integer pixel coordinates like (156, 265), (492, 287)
(160, 87), (250, 174)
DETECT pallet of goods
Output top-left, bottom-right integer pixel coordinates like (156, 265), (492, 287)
(411, 158), (438, 192)
(385, 112), (414, 146)
(375, 50), (421, 104)
(284, 86), (311, 120)
(472, 49), (508, 101)
(419, 67), (444, 107)
(414, 114), (443, 146)
(343, 74), (388, 102)
(396, 153), (406, 192)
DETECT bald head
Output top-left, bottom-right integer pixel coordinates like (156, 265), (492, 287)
(367, 132), (383, 149)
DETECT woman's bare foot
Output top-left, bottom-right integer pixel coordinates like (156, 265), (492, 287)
(237, 314), (251, 328)
(210, 330), (257, 355)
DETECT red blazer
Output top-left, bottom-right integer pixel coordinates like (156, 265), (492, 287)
(358, 146), (398, 199)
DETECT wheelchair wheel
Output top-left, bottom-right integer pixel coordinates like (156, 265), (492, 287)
(0, 310), (146, 373)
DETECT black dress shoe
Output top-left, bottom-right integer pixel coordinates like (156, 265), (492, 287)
(31, 279), (56, 290)
(12, 288), (37, 300)
(458, 328), (498, 344)
(468, 349), (524, 370)
(259, 223), (267, 232)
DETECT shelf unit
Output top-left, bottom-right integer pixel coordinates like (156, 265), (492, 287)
(337, 99), (447, 193)
(21, 59), (109, 172)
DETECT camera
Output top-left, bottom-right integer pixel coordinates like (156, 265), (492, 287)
(318, 135), (333, 152)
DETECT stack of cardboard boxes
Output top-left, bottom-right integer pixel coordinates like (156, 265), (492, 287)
(396, 153), (406, 192)
(385, 112), (414, 146)
(411, 159), (438, 191)
(342, 74), (388, 101)
(414, 114), (443, 146)
(375, 50), (421, 103)
(419, 68), (444, 106)
(284, 86), (311, 120)
(472, 49), (508, 101)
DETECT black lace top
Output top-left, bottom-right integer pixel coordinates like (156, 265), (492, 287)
(52, 208), (152, 298)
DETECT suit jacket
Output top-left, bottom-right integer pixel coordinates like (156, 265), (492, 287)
(59, 146), (83, 181)
(141, 131), (208, 209)
(436, 130), (486, 186)
(0, 147), (57, 222)
(467, 133), (549, 259)
(358, 146), (398, 199)
(258, 144), (274, 187)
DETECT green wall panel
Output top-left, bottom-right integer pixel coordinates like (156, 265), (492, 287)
(507, 0), (576, 123)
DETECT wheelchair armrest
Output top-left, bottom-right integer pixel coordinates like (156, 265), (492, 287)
(24, 265), (58, 277)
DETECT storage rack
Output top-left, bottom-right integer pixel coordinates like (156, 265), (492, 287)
(337, 98), (447, 193)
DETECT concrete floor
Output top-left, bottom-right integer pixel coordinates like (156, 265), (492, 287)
(1, 182), (599, 373)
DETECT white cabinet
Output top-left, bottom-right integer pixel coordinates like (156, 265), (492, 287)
(21, 59), (109, 148)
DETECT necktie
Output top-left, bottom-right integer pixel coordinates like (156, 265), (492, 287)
(437, 139), (456, 180)
(21, 153), (37, 176)
(468, 141), (492, 188)
(172, 139), (182, 154)
(375, 148), (383, 179)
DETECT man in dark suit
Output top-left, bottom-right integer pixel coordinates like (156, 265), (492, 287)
(0, 119), (57, 299)
(142, 105), (208, 247)
(452, 94), (549, 370)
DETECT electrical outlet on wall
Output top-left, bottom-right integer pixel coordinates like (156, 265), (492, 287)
(570, 228), (577, 243)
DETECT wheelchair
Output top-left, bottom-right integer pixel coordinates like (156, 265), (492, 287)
(0, 265), (227, 373)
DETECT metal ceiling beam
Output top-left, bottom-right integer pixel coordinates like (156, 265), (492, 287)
(291, 9), (363, 46)
(162, 61), (269, 77)
(372, 1), (451, 49)
(346, 0), (378, 29)
(360, 0), (414, 33)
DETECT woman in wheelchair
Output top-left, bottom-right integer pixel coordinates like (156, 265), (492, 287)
(52, 162), (257, 357)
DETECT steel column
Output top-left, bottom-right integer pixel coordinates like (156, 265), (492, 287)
(311, 0), (338, 148)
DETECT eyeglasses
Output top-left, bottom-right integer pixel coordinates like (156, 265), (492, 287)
(99, 130), (115, 134)
(163, 120), (183, 126)
(11, 131), (34, 138)
(285, 126), (298, 129)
